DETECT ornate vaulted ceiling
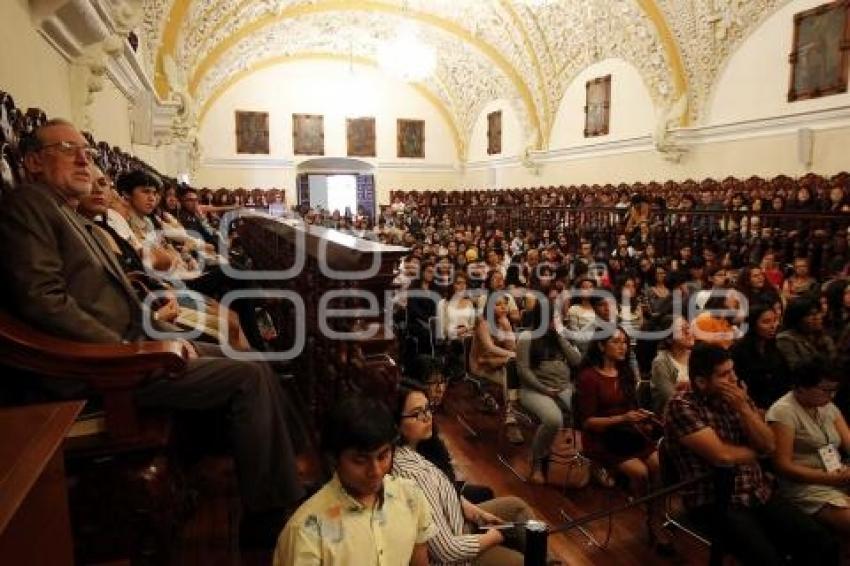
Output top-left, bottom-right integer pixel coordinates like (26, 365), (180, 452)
(140, 0), (786, 160)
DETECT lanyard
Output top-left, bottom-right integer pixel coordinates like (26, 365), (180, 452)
(801, 403), (831, 446)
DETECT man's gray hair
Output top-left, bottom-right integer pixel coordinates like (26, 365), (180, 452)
(20, 118), (77, 156)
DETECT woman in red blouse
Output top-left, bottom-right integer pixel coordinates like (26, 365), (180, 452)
(577, 327), (670, 551)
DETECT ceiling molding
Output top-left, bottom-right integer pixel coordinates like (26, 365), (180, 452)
(203, 156), (295, 169)
(195, 52), (464, 162)
(154, 0), (190, 98)
(156, 0), (543, 149)
(634, 0), (689, 125)
(497, 0), (551, 144)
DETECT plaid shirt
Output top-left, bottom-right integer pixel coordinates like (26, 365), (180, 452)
(664, 390), (772, 510)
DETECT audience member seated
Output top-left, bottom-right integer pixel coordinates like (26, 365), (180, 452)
(777, 297), (837, 371)
(577, 329), (670, 548)
(161, 183), (181, 217)
(737, 264), (782, 310)
(0, 118), (305, 548)
(516, 298), (582, 484)
(824, 279), (850, 418)
(410, 355), (449, 409)
(437, 271), (476, 380)
(693, 266), (730, 310)
(566, 276), (596, 327)
(731, 304), (790, 411)
(116, 169), (200, 277)
(760, 251), (785, 290)
(477, 269), (521, 326)
(178, 185), (221, 250)
(392, 386), (542, 566)
(766, 358), (850, 543)
(664, 343), (839, 565)
(649, 315), (694, 415)
(782, 257), (818, 302)
(643, 264), (670, 317)
(78, 166), (251, 351)
(692, 292), (741, 349)
(406, 261), (439, 361)
(275, 396), (434, 566)
(470, 294), (523, 444)
(104, 170), (175, 272)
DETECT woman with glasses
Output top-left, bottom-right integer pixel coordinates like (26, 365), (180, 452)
(766, 358), (850, 537)
(391, 386), (540, 566)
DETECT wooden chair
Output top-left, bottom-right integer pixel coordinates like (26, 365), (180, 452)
(0, 309), (192, 563)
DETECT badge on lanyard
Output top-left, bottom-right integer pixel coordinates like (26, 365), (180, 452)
(818, 444), (843, 473)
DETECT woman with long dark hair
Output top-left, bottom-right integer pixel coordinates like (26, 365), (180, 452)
(470, 294), (523, 444)
(737, 264), (782, 308)
(731, 303), (791, 411)
(391, 386), (539, 565)
(577, 327), (670, 549)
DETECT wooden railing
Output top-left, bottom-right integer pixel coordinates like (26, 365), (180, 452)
(382, 204), (850, 267)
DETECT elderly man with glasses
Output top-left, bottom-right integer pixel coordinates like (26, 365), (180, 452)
(0, 118), (306, 548)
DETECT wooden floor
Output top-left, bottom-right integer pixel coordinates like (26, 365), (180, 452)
(172, 381), (709, 565)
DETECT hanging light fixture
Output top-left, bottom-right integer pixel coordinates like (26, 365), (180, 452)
(342, 40), (376, 116)
(377, 22), (436, 82)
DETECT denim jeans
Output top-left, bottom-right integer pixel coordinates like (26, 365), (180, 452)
(519, 385), (574, 464)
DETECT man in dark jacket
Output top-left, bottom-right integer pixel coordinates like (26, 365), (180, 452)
(0, 118), (303, 546)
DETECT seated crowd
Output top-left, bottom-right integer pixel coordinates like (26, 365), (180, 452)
(380, 180), (850, 563)
(2, 107), (850, 565)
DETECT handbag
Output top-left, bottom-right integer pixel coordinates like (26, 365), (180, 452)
(563, 453), (591, 489)
(553, 429), (591, 489)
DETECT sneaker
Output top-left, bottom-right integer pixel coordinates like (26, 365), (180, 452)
(505, 422), (525, 445)
(592, 464), (615, 488)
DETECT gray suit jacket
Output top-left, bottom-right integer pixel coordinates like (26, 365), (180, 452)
(0, 182), (145, 343)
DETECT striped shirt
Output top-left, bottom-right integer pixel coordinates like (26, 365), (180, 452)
(392, 446), (479, 565)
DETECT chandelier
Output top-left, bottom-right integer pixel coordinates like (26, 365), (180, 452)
(377, 23), (436, 82)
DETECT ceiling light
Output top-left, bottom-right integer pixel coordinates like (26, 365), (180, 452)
(377, 23), (436, 82)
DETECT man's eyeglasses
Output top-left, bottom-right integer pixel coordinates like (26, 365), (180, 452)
(401, 405), (434, 423)
(40, 141), (98, 162)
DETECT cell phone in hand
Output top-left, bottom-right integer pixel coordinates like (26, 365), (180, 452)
(477, 523), (515, 531)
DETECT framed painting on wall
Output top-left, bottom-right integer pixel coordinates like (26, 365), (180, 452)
(584, 75), (611, 138)
(293, 113), (324, 155)
(487, 110), (502, 155)
(397, 119), (424, 158)
(347, 117), (376, 157)
(788, 0), (850, 102)
(235, 110), (269, 154)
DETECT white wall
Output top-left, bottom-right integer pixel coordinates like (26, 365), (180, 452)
(0, 0), (179, 178)
(89, 81), (132, 149)
(462, 124), (850, 189)
(195, 59), (462, 198)
(709, 0), (850, 124)
(549, 58), (656, 148)
(467, 99), (523, 162)
(0, 0), (72, 118)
